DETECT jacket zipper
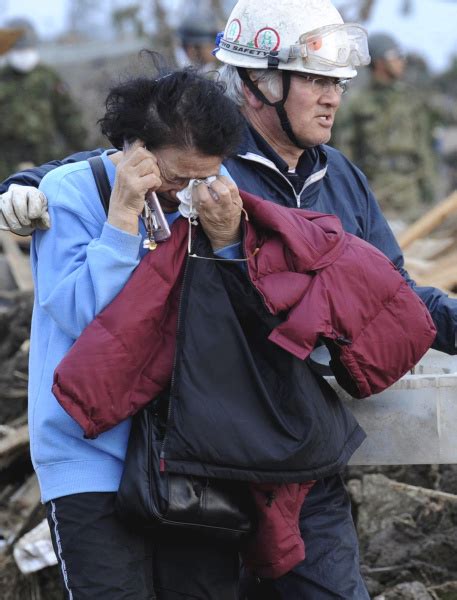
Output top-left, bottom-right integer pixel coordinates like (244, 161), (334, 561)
(160, 235), (196, 469)
(238, 152), (327, 208)
(148, 402), (244, 534)
(155, 242), (250, 536)
(241, 218), (272, 315)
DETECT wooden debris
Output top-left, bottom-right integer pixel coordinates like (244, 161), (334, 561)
(9, 475), (40, 515)
(398, 191), (457, 250)
(394, 190), (457, 294)
(0, 425), (29, 471)
(8, 475), (41, 549)
(0, 232), (33, 292)
(402, 236), (455, 261)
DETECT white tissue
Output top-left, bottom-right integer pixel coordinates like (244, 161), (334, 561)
(177, 176), (217, 219)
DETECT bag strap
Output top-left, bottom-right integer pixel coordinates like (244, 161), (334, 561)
(88, 156), (111, 215)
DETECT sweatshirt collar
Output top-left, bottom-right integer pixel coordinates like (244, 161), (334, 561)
(240, 124), (327, 182)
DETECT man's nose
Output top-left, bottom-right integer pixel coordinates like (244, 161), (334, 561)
(319, 87), (341, 107)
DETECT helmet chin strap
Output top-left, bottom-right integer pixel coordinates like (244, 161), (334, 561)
(237, 67), (307, 150)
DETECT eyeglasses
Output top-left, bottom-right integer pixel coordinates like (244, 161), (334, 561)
(292, 73), (349, 96)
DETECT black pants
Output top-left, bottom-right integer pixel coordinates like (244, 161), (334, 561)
(46, 492), (239, 600)
(243, 475), (370, 600)
(47, 475), (369, 600)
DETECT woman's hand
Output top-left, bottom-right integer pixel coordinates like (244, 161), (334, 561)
(108, 142), (162, 234)
(193, 176), (243, 251)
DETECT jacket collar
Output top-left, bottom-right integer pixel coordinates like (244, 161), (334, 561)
(236, 123), (328, 201)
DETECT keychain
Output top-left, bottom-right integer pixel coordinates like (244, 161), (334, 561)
(142, 202), (158, 251)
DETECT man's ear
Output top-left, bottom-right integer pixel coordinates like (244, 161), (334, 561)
(242, 83), (265, 110)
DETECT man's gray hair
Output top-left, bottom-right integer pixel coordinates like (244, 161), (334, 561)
(218, 64), (283, 107)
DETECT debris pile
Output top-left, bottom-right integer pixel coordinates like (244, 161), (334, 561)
(0, 233), (62, 599)
(398, 191), (457, 295)
(344, 470), (457, 599)
(0, 287), (63, 599)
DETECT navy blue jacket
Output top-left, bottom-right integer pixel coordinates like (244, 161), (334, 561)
(1, 127), (456, 353)
(225, 126), (456, 354)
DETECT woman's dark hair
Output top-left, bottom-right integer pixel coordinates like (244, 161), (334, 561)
(99, 53), (244, 158)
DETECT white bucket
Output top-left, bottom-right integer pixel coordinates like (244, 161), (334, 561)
(327, 350), (457, 465)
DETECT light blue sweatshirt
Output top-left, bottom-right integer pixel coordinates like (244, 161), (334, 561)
(29, 151), (237, 503)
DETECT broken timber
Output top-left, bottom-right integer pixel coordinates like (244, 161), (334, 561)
(0, 424), (29, 471)
(0, 232), (33, 292)
(397, 191), (457, 250)
(396, 189), (457, 294)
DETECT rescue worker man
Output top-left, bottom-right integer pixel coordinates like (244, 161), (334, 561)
(174, 11), (221, 72)
(0, 17), (87, 181)
(2, 1), (457, 598)
(334, 32), (438, 221)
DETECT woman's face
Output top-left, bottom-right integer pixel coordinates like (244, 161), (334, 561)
(154, 146), (222, 213)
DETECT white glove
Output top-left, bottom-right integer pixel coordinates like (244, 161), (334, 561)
(0, 184), (50, 235)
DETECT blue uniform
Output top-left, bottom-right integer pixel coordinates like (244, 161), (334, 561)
(225, 126), (456, 353)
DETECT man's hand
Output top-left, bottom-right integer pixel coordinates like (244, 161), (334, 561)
(109, 143), (162, 235)
(193, 176), (243, 250)
(0, 184), (50, 236)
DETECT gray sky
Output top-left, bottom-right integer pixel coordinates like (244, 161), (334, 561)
(365, 0), (457, 71)
(2, 0), (457, 72)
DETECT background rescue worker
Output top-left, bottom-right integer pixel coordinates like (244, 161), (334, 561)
(334, 32), (438, 221)
(174, 11), (221, 72)
(0, 17), (87, 181)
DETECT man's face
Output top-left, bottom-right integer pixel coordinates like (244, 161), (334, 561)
(154, 146), (222, 212)
(282, 74), (343, 147)
(256, 73), (343, 149)
(185, 42), (218, 67)
(383, 55), (406, 80)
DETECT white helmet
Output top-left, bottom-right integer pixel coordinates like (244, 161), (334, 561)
(215, 0), (370, 79)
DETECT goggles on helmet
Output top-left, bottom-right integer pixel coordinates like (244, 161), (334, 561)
(216, 23), (369, 72)
(292, 24), (370, 70)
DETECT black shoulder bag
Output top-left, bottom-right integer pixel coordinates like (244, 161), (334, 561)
(88, 156), (255, 540)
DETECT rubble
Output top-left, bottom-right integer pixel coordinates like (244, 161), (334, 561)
(0, 234), (61, 598)
(13, 520), (57, 575)
(374, 581), (435, 600)
(398, 191), (457, 294)
(345, 472), (457, 598)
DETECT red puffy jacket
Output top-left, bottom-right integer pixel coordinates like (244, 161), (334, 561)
(53, 191), (435, 437)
